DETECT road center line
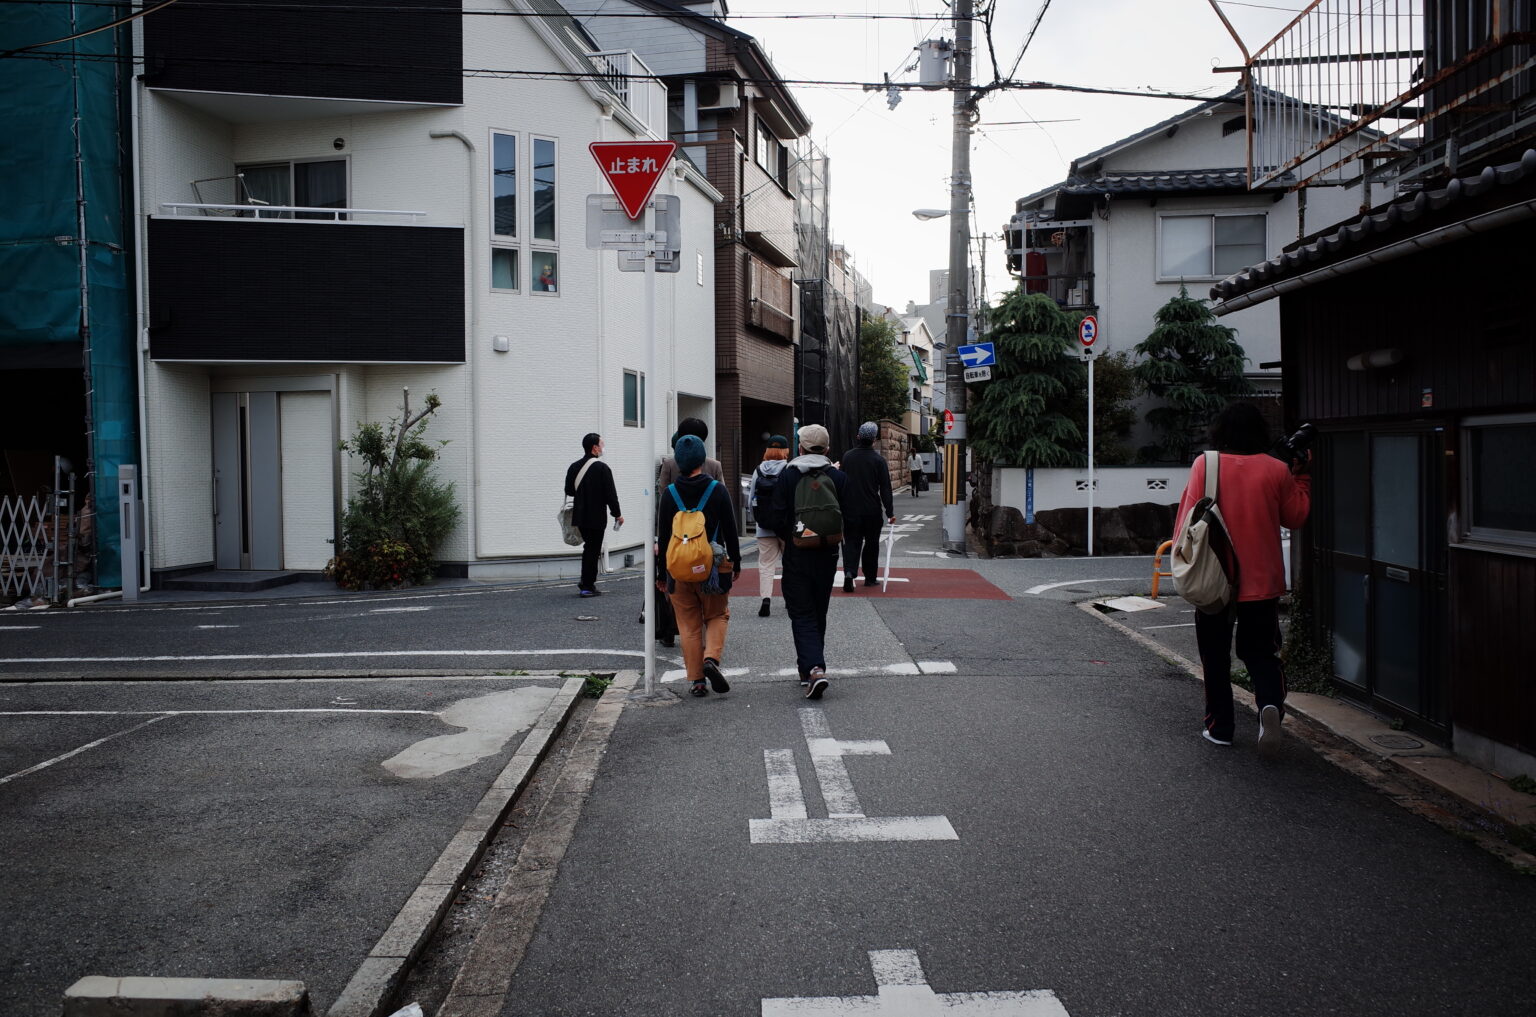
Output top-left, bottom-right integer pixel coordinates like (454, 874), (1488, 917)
(0, 715), (169, 786)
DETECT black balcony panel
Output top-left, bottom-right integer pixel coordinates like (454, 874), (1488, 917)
(144, 0), (462, 105)
(149, 218), (465, 363)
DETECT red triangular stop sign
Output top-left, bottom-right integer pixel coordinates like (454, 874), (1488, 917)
(589, 141), (678, 220)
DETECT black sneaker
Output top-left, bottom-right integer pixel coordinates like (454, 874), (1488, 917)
(689, 680), (709, 697)
(758, 598), (771, 617)
(1258, 705), (1283, 752)
(703, 658), (730, 694)
(863, 579), (878, 587)
(842, 576), (855, 592)
(805, 667), (828, 700)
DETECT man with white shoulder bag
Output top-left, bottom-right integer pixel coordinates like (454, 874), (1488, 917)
(564, 432), (623, 598)
(1173, 403), (1310, 752)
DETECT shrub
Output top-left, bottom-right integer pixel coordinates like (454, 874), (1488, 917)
(330, 389), (461, 590)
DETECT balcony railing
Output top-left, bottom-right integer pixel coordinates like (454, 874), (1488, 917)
(1232, 0), (1536, 188)
(589, 49), (666, 135)
(161, 203), (427, 222)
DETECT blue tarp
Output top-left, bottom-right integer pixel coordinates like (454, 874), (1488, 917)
(1, 5), (137, 587)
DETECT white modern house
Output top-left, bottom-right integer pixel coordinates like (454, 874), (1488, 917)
(134, 0), (720, 586)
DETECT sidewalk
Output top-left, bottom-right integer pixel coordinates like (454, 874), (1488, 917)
(1083, 597), (1536, 869)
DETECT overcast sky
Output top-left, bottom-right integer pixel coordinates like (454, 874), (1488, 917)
(723, 0), (1300, 313)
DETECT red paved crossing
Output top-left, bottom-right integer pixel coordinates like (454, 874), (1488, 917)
(729, 567), (1009, 601)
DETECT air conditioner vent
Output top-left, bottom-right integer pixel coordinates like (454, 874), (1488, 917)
(698, 80), (739, 111)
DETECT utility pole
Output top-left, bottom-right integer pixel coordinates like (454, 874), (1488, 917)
(941, 0), (973, 554)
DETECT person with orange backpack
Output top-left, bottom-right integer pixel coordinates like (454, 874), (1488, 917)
(656, 435), (741, 698)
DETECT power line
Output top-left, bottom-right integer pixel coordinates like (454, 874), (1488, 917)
(2, 0), (181, 58)
(1, 46), (1224, 104)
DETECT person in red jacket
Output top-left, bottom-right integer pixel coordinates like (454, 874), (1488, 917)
(1174, 402), (1311, 751)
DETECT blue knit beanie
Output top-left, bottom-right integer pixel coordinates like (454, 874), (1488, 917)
(674, 434), (706, 473)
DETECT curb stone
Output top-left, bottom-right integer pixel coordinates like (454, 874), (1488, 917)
(325, 674), (588, 1017)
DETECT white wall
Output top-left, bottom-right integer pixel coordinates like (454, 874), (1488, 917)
(993, 465), (1183, 516)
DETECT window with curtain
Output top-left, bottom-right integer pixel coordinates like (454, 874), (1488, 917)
(236, 161), (347, 219)
(1157, 213), (1265, 279)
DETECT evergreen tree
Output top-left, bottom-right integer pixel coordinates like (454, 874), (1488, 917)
(1132, 285), (1253, 463)
(969, 288), (1084, 467)
(1066, 349), (1139, 466)
(857, 316), (910, 424)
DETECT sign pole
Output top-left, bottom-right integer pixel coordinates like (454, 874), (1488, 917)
(1087, 352), (1095, 556)
(642, 202), (658, 697)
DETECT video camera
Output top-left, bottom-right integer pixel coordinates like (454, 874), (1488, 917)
(1275, 422), (1316, 472)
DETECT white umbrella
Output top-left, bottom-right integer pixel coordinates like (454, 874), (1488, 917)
(881, 526), (896, 592)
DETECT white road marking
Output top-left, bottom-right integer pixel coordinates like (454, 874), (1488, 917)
(0, 715), (169, 786)
(917, 661), (956, 674)
(834, 571), (909, 584)
(1099, 596), (1165, 612)
(371, 606), (431, 614)
(665, 661), (957, 683)
(1143, 623), (1196, 630)
(0, 709), (437, 716)
(196, 624), (238, 630)
(0, 648), (680, 665)
(761, 948), (1070, 1015)
(750, 708), (957, 845)
(382, 687), (553, 779)
(901, 514), (936, 521)
(0, 626), (40, 631)
(1024, 578), (1136, 595)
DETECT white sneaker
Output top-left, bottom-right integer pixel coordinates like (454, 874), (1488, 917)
(1258, 705), (1283, 752)
(1201, 729), (1232, 746)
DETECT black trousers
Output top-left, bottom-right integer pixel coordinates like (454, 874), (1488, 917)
(842, 514), (884, 583)
(781, 549), (838, 675)
(578, 525), (605, 591)
(1194, 597), (1286, 741)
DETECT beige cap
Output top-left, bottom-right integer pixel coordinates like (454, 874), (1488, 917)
(798, 424), (830, 453)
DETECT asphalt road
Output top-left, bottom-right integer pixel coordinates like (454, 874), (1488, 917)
(501, 618), (1536, 1017)
(0, 676), (566, 1015)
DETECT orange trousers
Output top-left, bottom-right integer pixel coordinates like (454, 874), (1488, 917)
(667, 580), (731, 680)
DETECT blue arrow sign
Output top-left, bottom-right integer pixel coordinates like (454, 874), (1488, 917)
(957, 342), (995, 368)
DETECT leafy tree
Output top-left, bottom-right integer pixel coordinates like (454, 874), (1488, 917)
(1066, 349), (1139, 466)
(858, 316), (910, 423)
(969, 288), (1084, 467)
(1132, 286), (1253, 463)
(330, 389), (461, 589)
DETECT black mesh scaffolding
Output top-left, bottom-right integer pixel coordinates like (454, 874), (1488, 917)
(792, 144), (861, 455)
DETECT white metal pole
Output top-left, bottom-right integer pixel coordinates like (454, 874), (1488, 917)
(1087, 353), (1095, 556)
(643, 202), (658, 696)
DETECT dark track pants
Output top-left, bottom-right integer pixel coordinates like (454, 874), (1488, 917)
(842, 514), (884, 584)
(781, 549), (839, 675)
(1194, 597), (1286, 742)
(578, 525), (605, 592)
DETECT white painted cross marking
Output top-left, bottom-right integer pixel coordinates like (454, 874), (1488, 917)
(750, 709), (957, 844)
(761, 948), (1071, 1015)
(901, 514), (936, 522)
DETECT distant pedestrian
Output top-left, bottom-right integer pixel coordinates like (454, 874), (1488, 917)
(657, 435), (740, 698)
(658, 417), (724, 490)
(1175, 402), (1310, 751)
(565, 433), (622, 598)
(750, 435), (792, 617)
(907, 446), (924, 497)
(763, 424), (847, 700)
(838, 421), (895, 591)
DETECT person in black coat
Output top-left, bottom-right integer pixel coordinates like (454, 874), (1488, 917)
(564, 432), (622, 597)
(838, 420), (895, 590)
(762, 424), (847, 700)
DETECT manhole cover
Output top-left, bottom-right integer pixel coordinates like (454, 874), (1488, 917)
(1369, 733), (1424, 750)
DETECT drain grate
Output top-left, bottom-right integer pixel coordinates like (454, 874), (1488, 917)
(1370, 733), (1424, 750)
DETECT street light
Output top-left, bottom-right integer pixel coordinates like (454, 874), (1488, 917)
(911, 208), (949, 221)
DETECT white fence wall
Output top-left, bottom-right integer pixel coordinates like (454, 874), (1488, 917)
(993, 465), (1185, 517)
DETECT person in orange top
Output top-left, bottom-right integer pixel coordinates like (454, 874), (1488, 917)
(1174, 402), (1311, 751)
